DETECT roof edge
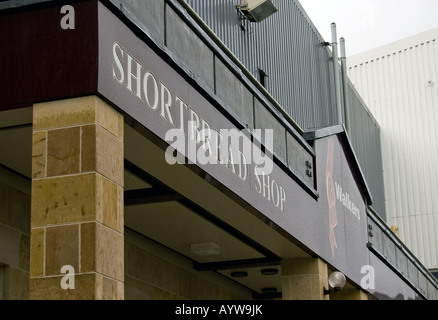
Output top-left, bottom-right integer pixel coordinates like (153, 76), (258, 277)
(304, 125), (374, 206)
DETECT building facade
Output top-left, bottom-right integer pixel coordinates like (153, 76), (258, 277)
(0, 0), (437, 300)
(348, 28), (438, 275)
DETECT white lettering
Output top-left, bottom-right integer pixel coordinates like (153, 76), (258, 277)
(255, 165), (262, 194)
(217, 305), (263, 316)
(126, 53), (143, 100)
(335, 182), (361, 221)
(280, 185), (286, 211)
(200, 119), (212, 153)
(197, 124), (216, 166)
(143, 71), (159, 110)
(271, 179), (280, 207)
(112, 43), (124, 83)
(189, 109), (201, 143)
(227, 145), (237, 174)
(216, 130), (226, 165)
(238, 151), (248, 180)
(160, 82), (174, 124)
(262, 170), (271, 200)
(187, 120), (198, 165)
(254, 165), (286, 212)
(219, 305), (227, 315)
(175, 305), (209, 318)
(176, 97), (188, 131)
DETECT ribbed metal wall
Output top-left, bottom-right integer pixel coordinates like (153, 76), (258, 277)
(347, 28), (438, 269)
(186, 0), (337, 130)
(185, 0), (386, 217)
(347, 81), (385, 216)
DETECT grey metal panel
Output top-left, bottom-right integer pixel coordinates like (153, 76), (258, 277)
(382, 230), (397, 265)
(347, 81), (386, 218)
(408, 259), (419, 289)
(396, 246), (409, 277)
(111, 0), (166, 43)
(166, 6), (215, 91)
(215, 56), (254, 129)
(254, 98), (286, 162)
(419, 272), (428, 296)
(369, 218), (383, 253)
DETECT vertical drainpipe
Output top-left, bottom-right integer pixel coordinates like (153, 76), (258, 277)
(340, 37), (350, 134)
(331, 23), (343, 125)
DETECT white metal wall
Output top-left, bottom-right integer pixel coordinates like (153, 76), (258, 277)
(347, 28), (438, 269)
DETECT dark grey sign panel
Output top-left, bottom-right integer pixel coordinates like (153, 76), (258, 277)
(97, 2), (320, 251)
(314, 135), (370, 286)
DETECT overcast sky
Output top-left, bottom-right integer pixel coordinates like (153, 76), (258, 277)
(298, 0), (438, 56)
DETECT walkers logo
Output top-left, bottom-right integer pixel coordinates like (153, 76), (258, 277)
(324, 137), (362, 258)
(325, 137), (338, 257)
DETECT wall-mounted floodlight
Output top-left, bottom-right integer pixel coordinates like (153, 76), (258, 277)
(324, 271), (347, 295)
(237, 0), (278, 23)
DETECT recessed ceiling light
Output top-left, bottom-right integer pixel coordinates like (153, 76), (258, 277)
(261, 268), (279, 276)
(231, 271), (248, 278)
(190, 243), (221, 256)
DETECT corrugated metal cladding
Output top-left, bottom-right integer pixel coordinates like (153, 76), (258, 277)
(347, 28), (438, 269)
(186, 0), (337, 129)
(184, 0), (386, 217)
(347, 81), (386, 217)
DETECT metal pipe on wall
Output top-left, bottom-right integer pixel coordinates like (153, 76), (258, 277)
(331, 23), (343, 125)
(340, 37), (350, 134)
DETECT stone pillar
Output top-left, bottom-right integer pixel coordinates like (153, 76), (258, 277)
(29, 96), (124, 300)
(281, 258), (329, 300)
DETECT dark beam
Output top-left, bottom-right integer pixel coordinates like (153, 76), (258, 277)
(193, 257), (281, 272)
(124, 159), (163, 187)
(0, 123), (32, 131)
(124, 188), (183, 206)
